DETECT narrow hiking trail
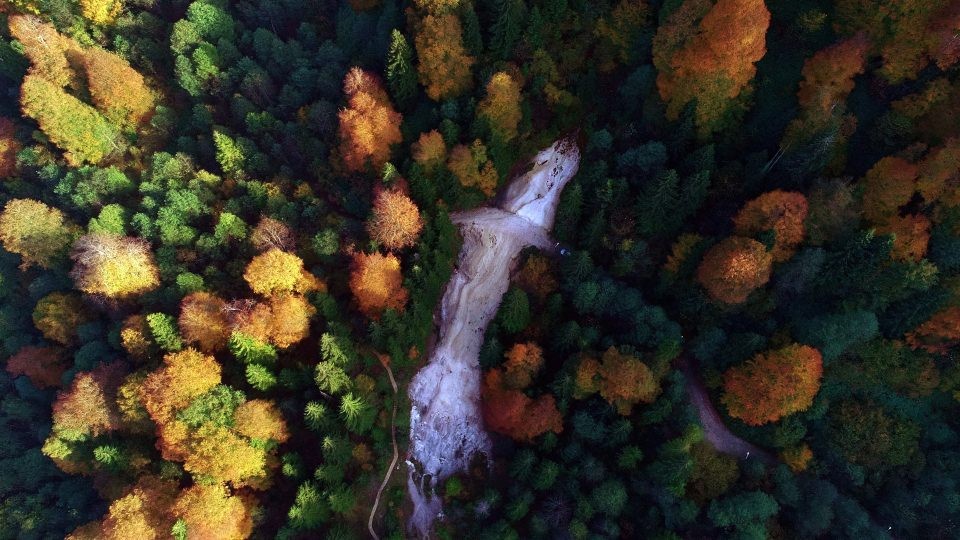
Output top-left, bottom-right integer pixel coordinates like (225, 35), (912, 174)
(405, 137), (580, 537)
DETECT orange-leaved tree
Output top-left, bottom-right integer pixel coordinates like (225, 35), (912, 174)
(414, 12), (475, 101)
(367, 188), (424, 251)
(447, 139), (498, 196)
(349, 251), (408, 317)
(79, 47), (155, 130)
(170, 483), (254, 540)
(67, 476), (177, 540)
(482, 369), (563, 442)
(70, 233), (160, 298)
(721, 344), (823, 426)
(861, 156), (918, 225)
(5, 345), (67, 389)
(502, 342), (545, 390)
(337, 67), (402, 172)
(412, 129), (446, 172)
(733, 190), (808, 262)
(696, 236), (773, 304)
(907, 306), (960, 354)
(652, 0), (770, 135)
(178, 292), (231, 352)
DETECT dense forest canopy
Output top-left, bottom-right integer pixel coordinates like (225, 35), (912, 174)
(0, 0), (959, 538)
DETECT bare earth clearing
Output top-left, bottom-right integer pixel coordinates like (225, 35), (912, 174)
(406, 137), (580, 537)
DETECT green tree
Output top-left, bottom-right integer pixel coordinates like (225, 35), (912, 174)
(385, 30), (417, 107)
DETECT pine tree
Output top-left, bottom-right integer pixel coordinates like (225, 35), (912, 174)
(385, 30), (417, 108)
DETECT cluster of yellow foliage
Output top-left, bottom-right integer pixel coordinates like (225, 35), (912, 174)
(80, 47), (155, 129)
(338, 67), (402, 172)
(447, 139), (498, 196)
(33, 292), (88, 345)
(412, 129), (447, 171)
(243, 248), (318, 296)
(70, 233), (160, 298)
(414, 13), (475, 101)
(0, 198), (76, 269)
(477, 72), (522, 142)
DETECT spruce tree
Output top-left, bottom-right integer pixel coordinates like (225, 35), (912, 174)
(385, 29), (417, 108)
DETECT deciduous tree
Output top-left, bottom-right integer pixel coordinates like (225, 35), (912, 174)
(5, 345), (66, 389)
(0, 117), (20, 178)
(412, 129), (446, 171)
(266, 293), (315, 349)
(907, 306), (960, 354)
(652, 0), (770, 135)
(574, 347), (658, 415)
(0, 198), (75, 268)
(80, 47), (155, 130)
(170, 484), (253, 540)
(367, 188), (424, 250)
(70, 233), (160, 298)
(243, 249), (315, 296)
(477, 71), (522, 142)
(721, 344), (823, 426)
(20, 75), (121, 166)
(414, 13), (475, 101)
(337, 67), (402, 172)
(179, 292), (231, 352)
(349, 251), (408, 317)
(233, 399), (290, 442)
(482, 369), (562, 442)
(733, 190), (808, 261)
(33, 292), (88, 345)
(696, 236), (773, 304)
(447, 139), (498, 195)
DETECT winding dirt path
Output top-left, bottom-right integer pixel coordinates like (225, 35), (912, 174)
(678, 356), (774, 463)
(405, 137), (581, 537)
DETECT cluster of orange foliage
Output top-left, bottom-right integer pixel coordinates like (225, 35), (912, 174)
(80, 47), (155, 130)
(178, 251), (320, 351)
(574, 346), (659, 415)
(367, 188), (424, 251)
(835, 0), (960, 83)
(349, 251), (408, 317)
(721, 344), (823, 426)
(414, 13), (474, 101)
(337, 68), (402, 172)
(68, 476), (253, 540)
(907, 307), (960, 354)
(70, 233), (160, 298)
(477, 72), (522, 142)
(783, 35), (869, 147)
(733, 190), (809, 262)
(447, 139), (498, 196)
(652, 0), (770, 134)
(0, 117), (20, 178)
(696, 236), (772, 304)
(5, 346), (67, 389)
(482, 342), (563, 442)
(859, 141), (960, 261)
(136, 349), (289, 487)
(412, 129), (447, 171)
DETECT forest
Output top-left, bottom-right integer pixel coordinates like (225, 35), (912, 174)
(0, 0), (959, 538)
